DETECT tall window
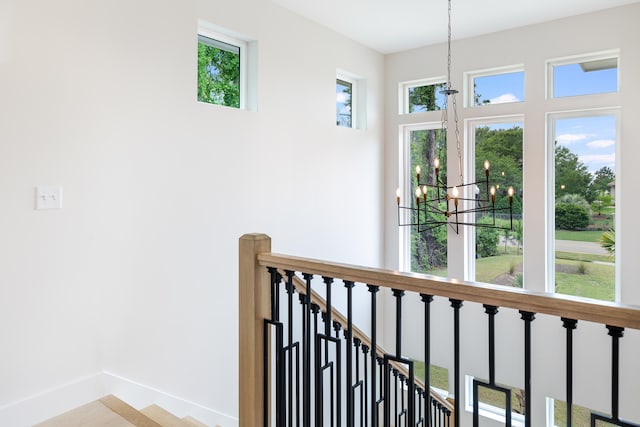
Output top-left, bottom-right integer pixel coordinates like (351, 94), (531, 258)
(551, 113), (617, 301)
(336, 78), (353, 127)
(470, 120), (524, 286)
(402, 124), (448, 276)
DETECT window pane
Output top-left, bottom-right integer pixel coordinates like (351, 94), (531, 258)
(473, 123), (524, 287)
(336, 79), (352, 127)
(553, 115), (616, 301)
(473, 71), (524, 106)
(407, 83), (446, 113)
(197, 36), (240, 108)
(410, 128), (447, 276)
(553, 58), (617, 98)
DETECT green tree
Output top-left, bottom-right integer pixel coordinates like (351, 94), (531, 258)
(590, 166), (615, 196)
(197, 42), (240, 107)
(408, 84), (443, 113)
(555, 144), (594, 202)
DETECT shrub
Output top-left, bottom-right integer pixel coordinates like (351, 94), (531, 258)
(555, 203), (590, 230)
(477, 224), (499, 258)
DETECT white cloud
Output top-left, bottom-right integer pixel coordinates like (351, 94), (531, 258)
(336, 92), (350, 103)
(580, 153), (615, 166)
(556, 133), (590, 145)
(489, 93), (520, 104)
(587, 139), (615, 149)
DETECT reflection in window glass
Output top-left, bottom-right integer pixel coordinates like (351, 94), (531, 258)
(407, 83), (446, 113)
(553, 58), (618, 98)
(409, 127), (447, 276)
(553, 115), (616, 301)
(336, 79), (353, 127)
(473, 122), (523, 287)
(473, 71), (524, 106)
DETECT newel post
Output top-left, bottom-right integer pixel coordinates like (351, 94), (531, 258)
(239, 233), (272, 427)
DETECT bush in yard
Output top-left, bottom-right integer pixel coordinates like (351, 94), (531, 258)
(555, 203), (590, 230)
(477, 219), (499, 257)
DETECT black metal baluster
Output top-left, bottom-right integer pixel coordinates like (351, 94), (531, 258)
(417, 388), (423, 426)
(520, 311), (535, 427)
(324, 277), (334, 363)
(399, 374), (407, 427)
(393, 289), (405, 357)
(354, 338), (363, 427)
(362, 344), (369, 427)
(368, 285), (380, 427)
(421, 294), (433, 425)
(377, 356), (385, 424)
(345, 280), (355, 427)
(609, 325), (623, 422)
(450, 299), (463, 427)
(562, 318), (578, 427)
(334, 321), (343, 427)
(302, 273), (313, 427)
(285, 271), (296, 427)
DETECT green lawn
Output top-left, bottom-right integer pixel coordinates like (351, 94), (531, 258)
(555, 251), (614, 263)
(555, 259), (615, 301)
(475, 254), (521, 285)
(555, 230), (604, 243)
(553, 400), (592, 427)
(413, 360), (448, 391)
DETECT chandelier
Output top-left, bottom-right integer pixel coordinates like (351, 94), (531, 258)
(397, 0), (515, 234)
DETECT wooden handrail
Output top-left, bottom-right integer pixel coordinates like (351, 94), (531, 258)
(258, 252), (640, 330)
(283, 271), (455, 415)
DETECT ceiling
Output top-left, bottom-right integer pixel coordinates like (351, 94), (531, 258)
(271, 0), (640, 54)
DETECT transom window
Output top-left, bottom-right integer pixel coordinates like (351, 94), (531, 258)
(465, 66), (524, 107)
(547, 51), (619, 98)
(400, 78), (446, 114)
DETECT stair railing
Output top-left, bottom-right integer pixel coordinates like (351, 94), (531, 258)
(239, 233), (640, 427)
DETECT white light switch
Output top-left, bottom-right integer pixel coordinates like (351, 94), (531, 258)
(35, 186), (63, 210)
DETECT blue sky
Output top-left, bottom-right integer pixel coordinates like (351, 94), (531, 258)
(555, 115), (616, 174)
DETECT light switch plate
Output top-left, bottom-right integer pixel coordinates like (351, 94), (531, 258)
(35, 186), (62, 210)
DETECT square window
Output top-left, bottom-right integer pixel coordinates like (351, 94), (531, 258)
(466, 67), (524, 107)
(336, 78), (353, 127)
(198, 35), (242, 108)
(548, 52), (618, 98)
(400, 79), (446, 114)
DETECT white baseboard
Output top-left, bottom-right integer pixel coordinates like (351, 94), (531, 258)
(0, 372), (237, 427)
(102, 371), (238, 427)
(0, 373), (106, 427)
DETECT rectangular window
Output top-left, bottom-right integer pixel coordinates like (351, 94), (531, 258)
(336, 78), (353, 127)
(401, 124), (448, 276)
(465, 66), (524, 107)
(465, 376), (526, 427)
(548, 51), (618, 98)
(400, 79), (447, 114)
(198, 35), (242, 108)
(551, 112), (617, 302)
(471, 120), (524, 287)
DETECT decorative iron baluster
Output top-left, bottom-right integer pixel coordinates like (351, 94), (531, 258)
(520, 311), (535, 427)
(421, 294), (433, 425)
(450, 299), (463, 427)
(345, 280), (355, 427)
(368, 285), (380, 427)
(362, 344), (370, 427)
(562, 318), (578, 427)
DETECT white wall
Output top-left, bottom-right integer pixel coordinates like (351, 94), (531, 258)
(0, 0), (384, 423)
(383, 4), (640, 425)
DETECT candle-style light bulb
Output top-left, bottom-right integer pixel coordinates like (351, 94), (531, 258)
(415, 188), (422, 206)
(396, 188), (401, 205)
(434, 158), (440, 177)
(422, 185), (427, 202)
(484, 160), (490, 177)
(416, 165), (421, 183)
(490, 186), (496, 204)
(452, 186), (459, 207)
(508, 186), (514, 205)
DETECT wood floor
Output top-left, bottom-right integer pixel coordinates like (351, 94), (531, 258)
(35, 395), (212, 427)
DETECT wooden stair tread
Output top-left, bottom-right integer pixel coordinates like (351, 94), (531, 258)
(182, 416), (209, 427)
(34, 400), (136, 427)
(141, 404), (192, 427)
(99, 395), (164, 427)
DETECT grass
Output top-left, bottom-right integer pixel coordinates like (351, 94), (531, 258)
(555, 230), (604, 243)
(555, 259), (615, 301)
(475, 254), (521, 284)
(413, 360), (448, 391)
(553, 399), (593, 427)
(555, 251), (614, 263)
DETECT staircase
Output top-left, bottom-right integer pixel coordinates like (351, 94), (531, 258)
(35, 395), (213, 427)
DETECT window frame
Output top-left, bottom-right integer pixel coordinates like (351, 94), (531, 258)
(336, 75), (355, 128)
(546, 50), (619, 100)
(399, 77), (447, 115)
(465, 115), (525, 283)
(463, 64), (525, 108)
(197, 21), (248, 110)
(546, 107), (621, 300)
